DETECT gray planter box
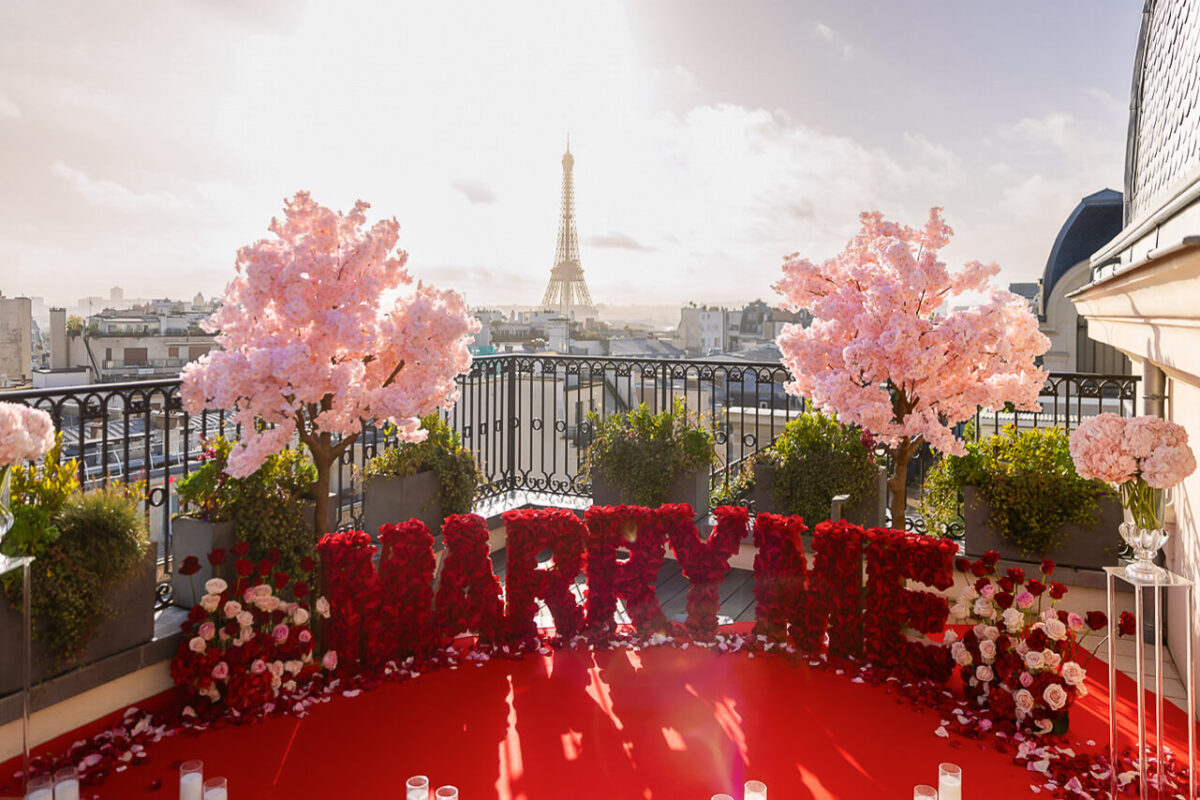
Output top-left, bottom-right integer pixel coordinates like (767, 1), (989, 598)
(171, 517), (235, 608)
(591, 469), (710, 518)
(752, 463), (887, 530)
(0, 547), (157, 695)
(962, 484), (1124, 570)
(362, 471), (442, 541)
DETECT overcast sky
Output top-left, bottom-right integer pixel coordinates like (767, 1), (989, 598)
(0, 1), (1140, 310)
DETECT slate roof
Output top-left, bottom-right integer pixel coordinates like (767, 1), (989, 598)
(1042, 189), (1123, 302)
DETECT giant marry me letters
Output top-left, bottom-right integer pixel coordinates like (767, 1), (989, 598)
(318, 504), (959, 684)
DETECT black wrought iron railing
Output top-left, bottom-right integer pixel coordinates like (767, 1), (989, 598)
(2, 359), (1138, 605)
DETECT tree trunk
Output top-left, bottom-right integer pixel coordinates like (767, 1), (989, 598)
(887, 437), (919, 531)
(313, 455), (332, 537)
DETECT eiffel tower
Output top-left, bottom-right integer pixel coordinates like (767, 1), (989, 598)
(541, 139), (595, 315)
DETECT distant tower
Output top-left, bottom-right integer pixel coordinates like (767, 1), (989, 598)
(541, 140), (594, 314)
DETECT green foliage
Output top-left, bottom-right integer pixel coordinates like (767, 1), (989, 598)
(759, 410), (878, 524)
(584, 398), (716, 507)
(1, 435), (78, 559)
(6, 486), (149, 663)
(177, 436), (317, 583)
(920, 426), (1108, 554)
(66, 315), (83, 336)
(361, 414), (480, 516)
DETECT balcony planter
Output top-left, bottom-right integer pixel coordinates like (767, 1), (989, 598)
(591, 469), (710, 517)
(362, 470), (442, 540)
(962, 485), (1125, 570)
(752, 462), (886, 530)
(0, 547), (156, 696)
(171, 517), (235, 608)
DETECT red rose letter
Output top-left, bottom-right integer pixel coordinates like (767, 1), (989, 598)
(584, 505), (668, 639)
(802, 520), (866, 658)
(752, 513), (809, 642)
(433, 514), (506, 644)
(378, 520), (437, 660)
(663, 504), (744, 641)
(502, 508), (587, 645)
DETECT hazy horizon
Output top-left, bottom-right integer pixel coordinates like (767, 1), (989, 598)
(1, 2), (1139, 309)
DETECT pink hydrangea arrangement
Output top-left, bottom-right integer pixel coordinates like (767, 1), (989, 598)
(1070, 413), (1195, 529)
(773, 209), (1050, 526)
(0, 402), (54, 468)
(181, 192), (480, 533)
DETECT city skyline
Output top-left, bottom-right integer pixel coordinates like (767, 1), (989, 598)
(1, 2), (1138, 308)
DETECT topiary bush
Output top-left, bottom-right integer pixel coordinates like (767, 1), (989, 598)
(584, 398), (716, 507)
(920, 425), (1109, 553)
(360, 413), (480, 517)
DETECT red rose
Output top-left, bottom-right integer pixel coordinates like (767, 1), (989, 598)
(233, 541), (251, 557)
(970, 561), (988, 577)
(955, 557), (971, 573)
(973, 577), (991, 592)
(1085, 611), (1107, 631)
(981, 550), (999, 569)
(1118, 611), (1137, 637)
(274, 572), (290, 590)
(1041, 558), (1055, 577)
(301, 556), (315, 573)
(1027, 579), (1046, 597)
(207, 548), (227, 567)
(266, 548), (282, 564)
(178, 555), (201, 576)
(1048, 581), (1067, 600)
(998, 576), (1014, 593)
(1006, 567), (1025, 584)
(293, 581), (310, 599)
(186, 606), (207, 625)
(257, 559), (273, 576)
(235, 558), (254, 577)
(995, 591), (1014, 609)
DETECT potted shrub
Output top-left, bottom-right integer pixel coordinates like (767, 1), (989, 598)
(920, 425), (1123, 569)
(750, 410), (886, 530)
(1, 445), (153, 693)
(585, 398), (716, 514)
(173, 437), (316, 606)
(360, 413), (479, 540)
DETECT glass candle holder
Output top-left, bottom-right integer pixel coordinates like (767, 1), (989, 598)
(406, 774), (431, 800)
(202, 776), (228, 800)
(25, 774), (53, 800)
(180, 760), (204, 800)
(434, 787), (459, 800)
(914, 786), (937, 799)
(744, 780), (768, 800)
(938, 762), (962, 800)
(711, 794), (735, 800)
(52, 766), (79, 800)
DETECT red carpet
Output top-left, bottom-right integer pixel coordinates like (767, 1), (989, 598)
(4, 632), (1197, 799)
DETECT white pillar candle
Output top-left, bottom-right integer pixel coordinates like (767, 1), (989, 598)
(26, 789), (53, 800)
(202, 788), (228, 800)
(938, 762), (963, 800)
(180, 771), (204, 800)
(52, 778), (79, 800)
(744, 780), (767, 800)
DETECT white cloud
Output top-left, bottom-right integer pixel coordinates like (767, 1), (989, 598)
(50, 161), (189, 212)
(814, 22), (853, 59)
(452, 179), (499, 204)
(0, 93), (20, 119)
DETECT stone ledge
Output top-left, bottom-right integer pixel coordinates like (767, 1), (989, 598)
(0, 607), (186, 728)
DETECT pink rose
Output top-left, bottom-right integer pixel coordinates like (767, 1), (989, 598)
(200, 594), (220, 613)
(298, 629), (313, 644)
(251, 659), (267, 675)
(236, 610), (254, 628)
(316, 597), (331, 619)
(270, 660), (285, 679)
(978, 639), (997, 662)
(188, 636), (206, 654)
(975, 665), (994, 682)
(211, 661), (229, 681)
(1066, 612), (1085, 633)
(198, 622), (216, 640)
(1019, 671), (1034, 688)
(980, 584), (996, 600)
(292, 608), (310, 626)
(1014, 688), (1035, 715)
(204, 578), (228, 596)
(1015, 591), (1035, 610)
(223, 600), (242, 619)
(1043, 683), (1068, 711)
(273, 624), (289, 643)
(322, 650), (338, 671)
(1060, 661), (1086, 686)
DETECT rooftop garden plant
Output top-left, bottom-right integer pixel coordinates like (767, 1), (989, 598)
(360, 413), (479, 517)
(584, 398), (716, 507)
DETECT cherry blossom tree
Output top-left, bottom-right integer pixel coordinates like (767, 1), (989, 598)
(773, 208), (1050, 529)
(182, 192), (479, 535)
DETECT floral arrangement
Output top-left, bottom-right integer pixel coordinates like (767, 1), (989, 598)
(947, 552), (1106, 734)
(502, 507), (587, 645)
(662, 504), (745, 640)
(432, 513), (506, 644)
(378, 520), (437, 661)
(0, 402), (54, 469)
(773, 208), (1050, 527)
(1070, 413), (1196, 530)
(752, 511), (809, 643)
(315, 529), (382, 673)
(170, 541), (333, 712)
(583, 505), (670, 638)
(803, 519), (864, 658)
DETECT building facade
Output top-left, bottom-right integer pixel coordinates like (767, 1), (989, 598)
(0, 294), (32, 387)
(1071, 0), (1200, 702)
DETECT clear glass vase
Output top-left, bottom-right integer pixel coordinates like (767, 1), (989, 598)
(1119, 480), (1168, 580)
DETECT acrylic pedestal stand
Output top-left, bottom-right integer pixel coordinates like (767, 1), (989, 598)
(1105, 565), (1196, 800)
(0, 554), (34, 797)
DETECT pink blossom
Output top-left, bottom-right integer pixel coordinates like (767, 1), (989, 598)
(322, 650), (338, 671)
(0, 403), (55, 466)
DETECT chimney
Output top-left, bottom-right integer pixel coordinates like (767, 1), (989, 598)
(50, 307), (67, 369)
